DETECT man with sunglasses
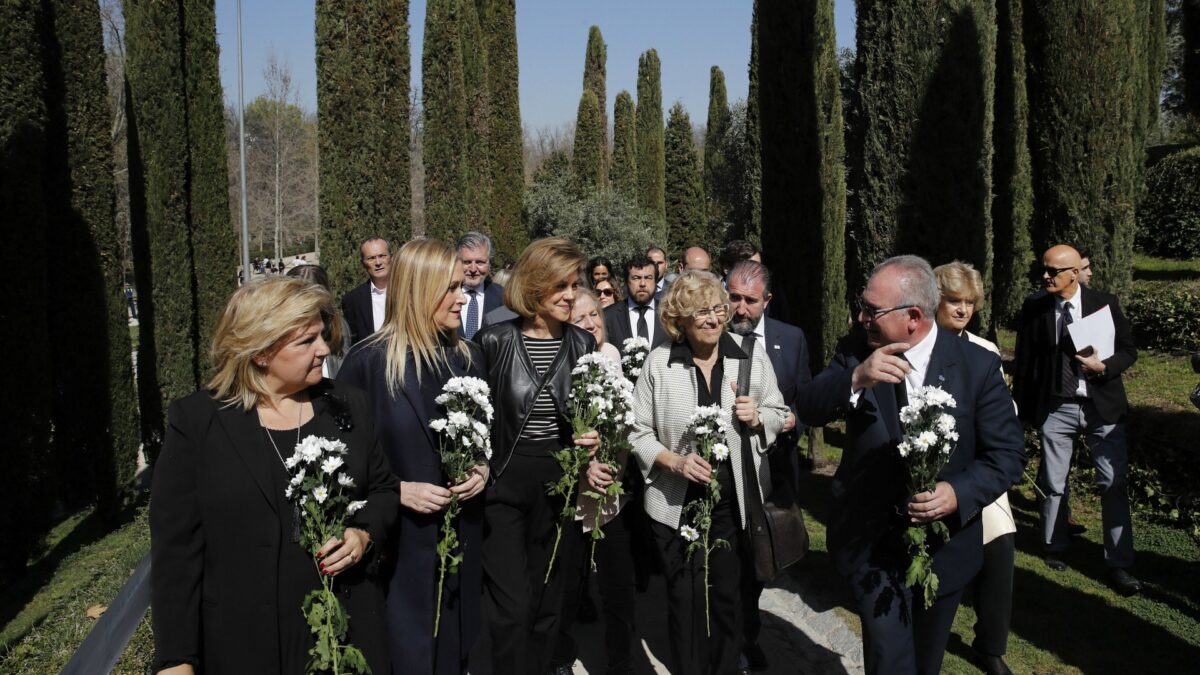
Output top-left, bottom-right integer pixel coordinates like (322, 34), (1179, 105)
(1013, 245), (1141, 595)
(794, 255), (1025, 675)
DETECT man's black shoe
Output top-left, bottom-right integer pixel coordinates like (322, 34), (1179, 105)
(744, 642), (768, 671)
(1110, 568), (1143, 596)
(975, 651), (1014, 675)
(1043, 556), (1067, 572)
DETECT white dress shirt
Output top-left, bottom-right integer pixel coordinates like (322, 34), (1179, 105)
(1054, 285), (1088, 397)
(626, 297), (657, 343)
(370, 283), (387, 332)
(850, 324), (937, 406)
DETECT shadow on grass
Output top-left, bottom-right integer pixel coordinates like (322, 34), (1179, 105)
(1133, 268), (1200, 282)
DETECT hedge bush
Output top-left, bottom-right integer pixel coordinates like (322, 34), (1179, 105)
(1124, 284), (1200, 352)
(1136, 146), (1200, 258)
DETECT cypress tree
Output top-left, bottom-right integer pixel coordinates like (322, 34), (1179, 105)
(461, 0), (492, 232)
(849, 0), (996, 322)
(0, 0), (54, 576)
(636, 49), (666, 241)
(480, 0), (524, 264)
(990, 0), (1034, 327)
(663, 103), (706, 255)
(573, 89), (605, 193)
(704, 66), (730, 233)
(422, 0), (467, 244)
(41, 0), (140, 519)
(1186, 0), (1200, 117)
(745, 1), (763, 246)
(316, 1), (411, 295)
(1025, 0), (1141, 294)
(758, 0), (848, 367)
(583, 25), (608, 174)
(610, 90), (637, 198)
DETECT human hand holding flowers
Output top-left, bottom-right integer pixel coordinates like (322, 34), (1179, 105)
(672, 452), (714, 484)
(400, 482), (453, 514)
(315, 527), (371, 576)
(449, 463), (490, 501)
(907, 481), (958, 524)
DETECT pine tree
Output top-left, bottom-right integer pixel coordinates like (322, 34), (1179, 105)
(480, 0), (524, 264)
(636, 49), (666, 241)
(704, 66), (731, 234)
(849, 0), (996, 320)
(583, 25), (608, 175)
(316, 1), (411, 295)
(0, 0), (54, 576)
(461, 0), (492, 232)
(41, 0), (140, 520)
(1025, 0), (1142, 294)
(745, 1), (763, 246)
(758, 0), (848, 366)
(573, 89), (605, 194)
(664, 103), (706, 255)
(610, 90), (637, 198)
(990, 0), (1034, 327)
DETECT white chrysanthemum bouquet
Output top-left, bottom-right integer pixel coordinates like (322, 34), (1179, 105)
(428, 376), (493, 636)
(545, 352), (636, 582)
(620, 336), (651, 381)
(678, 404), (732, 635)
(896, 385), (959, 609)
(283, 435), (370, 674)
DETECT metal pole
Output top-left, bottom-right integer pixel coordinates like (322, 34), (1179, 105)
(237, 0), (252, 284)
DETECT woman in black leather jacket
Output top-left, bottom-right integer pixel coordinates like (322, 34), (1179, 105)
(473, 237), (599, 675)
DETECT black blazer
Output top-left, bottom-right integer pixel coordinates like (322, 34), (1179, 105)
(149, 380), (398, 674)
(457, 280), (506, 339)
(1013, 286), (1137, 427)
(604, 299), (669, 351)
(342, 281), (377, 347)
(761, 318), (813, 491)
(793, 326), (1026, 593)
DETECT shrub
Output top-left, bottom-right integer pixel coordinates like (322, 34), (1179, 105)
(525, 171), (656, 266)
(1137, 146), (1200, 258)
(1125, 284), (1200, 352)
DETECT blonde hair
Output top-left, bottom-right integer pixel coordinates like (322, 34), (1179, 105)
(208, 277), (342, 410)
(934, 260), (986, 307)
(659, 270), (729, 342)
(368, 238), (472, 394)
(503, 237), (587, 318)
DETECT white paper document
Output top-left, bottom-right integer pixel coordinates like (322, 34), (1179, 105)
(1067, 304), (1116, 360)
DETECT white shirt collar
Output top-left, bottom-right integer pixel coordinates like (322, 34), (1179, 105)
(370, 283), (386, 296)
(1055, 284), (1081, 308)
(627, 296), (655, 312)
(901, 323), (938, 388)
(753, 316), (767, 339)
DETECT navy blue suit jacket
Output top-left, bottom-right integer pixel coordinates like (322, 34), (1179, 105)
(457, 280), (505, 339)
(759, 318), (812, 492)
(794, 325), (1026, 593)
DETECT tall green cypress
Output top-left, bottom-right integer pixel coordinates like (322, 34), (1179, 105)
(461, 0), (492, 232)
(704, 66), (730, 233)
(41, 0), (140, 519)
(480, 0), (524, 264)
(422, 0), (467, 243)
(610, 90), (637, 198)
(0, 0), (54, 576)
(664, 103), (706, 255)
(583, 25), (608, 174)
(1025, 0), (1141, 295)
(636, 49), (666, 241)
(758, 0), (848, 366)
(849, 0), (996, 320)
(990, 0), (1034, 327)
(573, 89), (605, 193)
(1140, 0), (1168, 144)
(745, 1), (763, 246)
(1186, 0), (1200, 116)
(316, 1), (411, 295)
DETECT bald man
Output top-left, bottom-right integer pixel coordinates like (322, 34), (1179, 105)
(678, 246), (711, 273)
(1013, 245), (1141, 595)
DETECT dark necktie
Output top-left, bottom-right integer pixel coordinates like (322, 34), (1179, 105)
(895, 353), (910, 412)
(1059, 301), (1078, 395)
(635, 304), (650, 341)
(465, 290), (479, 339)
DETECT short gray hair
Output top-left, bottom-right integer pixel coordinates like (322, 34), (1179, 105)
(456, 231), (494, 259)
(872, 255), (939, 317)
(727, 260), (772, 296)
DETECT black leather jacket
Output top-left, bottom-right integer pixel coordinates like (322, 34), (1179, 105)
(474, 318), (597, 477)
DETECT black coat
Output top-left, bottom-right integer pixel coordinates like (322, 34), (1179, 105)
(149, 380), (398, 674)
(338, 340), (486, 674)
(603, 298), (669, 350)
(342, 281), (378, 347)
(1012, 286), (1137, 427)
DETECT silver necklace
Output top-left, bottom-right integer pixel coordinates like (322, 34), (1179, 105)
(261, 398), (304, 469)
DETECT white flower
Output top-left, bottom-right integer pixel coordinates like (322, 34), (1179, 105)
(321, 438), (349, 455)
(695, 425), (711, 437)
(916, 430), (938, 451)
(300, 495), (308, 506)
(312, 485), (329, 503)
(936, 413), (956, 435)
(679, 525), (700, 542)
(941, 442), (953, 455)
(448, 410), (471, 430)
(290, 467), (306, 486)
(284, 453), (302, 470)
(473, 421), (489, 438)
(897, 441), (912, 458)
(321, 456), (344, 474)
(429, 418), (448, 433)
(337, 473), (356, 488)
(347, 500), (367, 515)
(297, 436), (323, 463)
(284, 485), (294, 499)
(712, 443), (730, 462)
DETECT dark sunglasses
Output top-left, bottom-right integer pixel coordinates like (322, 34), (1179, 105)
(597, 288), (615, 297)
(1042, 265), (1076, 277)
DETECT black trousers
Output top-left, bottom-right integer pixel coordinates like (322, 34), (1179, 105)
(650, 494), (754, 675)
(972, 533), (1015, 657)
(482, 448), (581, 675)
(556, 506), (639, 673)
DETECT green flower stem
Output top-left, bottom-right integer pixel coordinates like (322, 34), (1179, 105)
(434, 495), (462, 637)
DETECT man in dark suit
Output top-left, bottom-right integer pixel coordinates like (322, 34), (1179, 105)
(341, 237), (391, 347)
(794, 255), (1025, 675)
(604, 254), (670, 350)
(726, 260), (811, 672)
(1013, 244), (1140, 594)
(456, 231), (505, 340)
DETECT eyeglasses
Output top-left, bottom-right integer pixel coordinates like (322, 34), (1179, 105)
(597, 288), (615, 297)
(1042, 265), (1076, 277)
(690, 304), (729, 321)
(857, 298), (915, 321)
